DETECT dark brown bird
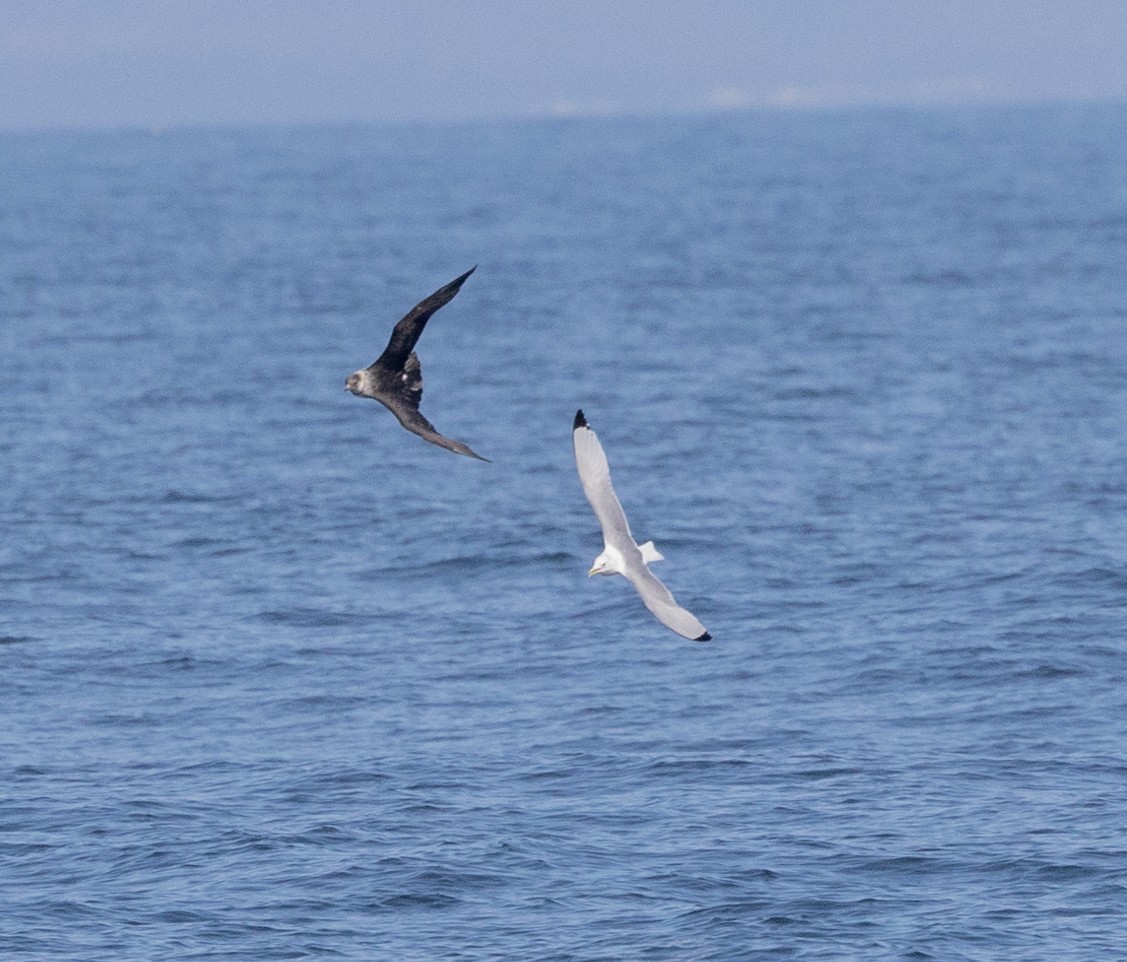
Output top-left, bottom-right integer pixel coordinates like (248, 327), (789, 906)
(345, 267), (488, 461)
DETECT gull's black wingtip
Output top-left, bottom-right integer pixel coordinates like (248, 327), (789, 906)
(573, 409), (588, 430)
(695, 631), (712, 642)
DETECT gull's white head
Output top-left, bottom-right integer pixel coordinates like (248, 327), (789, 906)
(588, 549), (620, 577)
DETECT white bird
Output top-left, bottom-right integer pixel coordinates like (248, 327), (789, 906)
(572, 409), (711, 641)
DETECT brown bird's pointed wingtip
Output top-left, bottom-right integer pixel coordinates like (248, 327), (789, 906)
(456, 441), (490, 462)
(573, 409), (588, 430)
(452, 265), (477, 286)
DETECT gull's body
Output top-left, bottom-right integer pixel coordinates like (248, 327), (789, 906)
(572, 409), (711, 641)
(345, 267), (488, 460)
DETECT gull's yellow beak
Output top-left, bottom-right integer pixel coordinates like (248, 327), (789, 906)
(588, 566), (598, 577)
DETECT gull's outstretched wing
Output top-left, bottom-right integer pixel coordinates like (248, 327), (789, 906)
(572, 409), (634, 550)
(622, 561), (711, 641)
(371, 266), (476, 371)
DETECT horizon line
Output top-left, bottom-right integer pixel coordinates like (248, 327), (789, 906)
(1, 92), (1124, 137)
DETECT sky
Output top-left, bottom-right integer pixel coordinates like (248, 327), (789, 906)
(2, 0), (1126, 130)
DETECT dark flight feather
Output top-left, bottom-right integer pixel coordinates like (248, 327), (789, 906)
(371, 266), (477, 371)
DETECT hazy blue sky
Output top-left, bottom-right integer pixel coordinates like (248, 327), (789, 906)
(3, 0), (1126, 130)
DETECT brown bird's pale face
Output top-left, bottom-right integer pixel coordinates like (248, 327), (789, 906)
(345, 370), (367, 396)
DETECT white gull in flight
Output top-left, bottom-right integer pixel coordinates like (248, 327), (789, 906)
(572, 409), (711, 641)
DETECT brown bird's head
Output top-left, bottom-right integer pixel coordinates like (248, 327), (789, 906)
(344, 370), (367, 396)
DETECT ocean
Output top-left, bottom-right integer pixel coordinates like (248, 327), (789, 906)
(2, 103), (1127, 960)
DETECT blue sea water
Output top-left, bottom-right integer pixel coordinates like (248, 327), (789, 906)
(2, 103), (1127, 960)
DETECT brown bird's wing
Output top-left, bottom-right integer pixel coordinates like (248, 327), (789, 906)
(372, 353), (489, 461)
(370, 266), (476, 371)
